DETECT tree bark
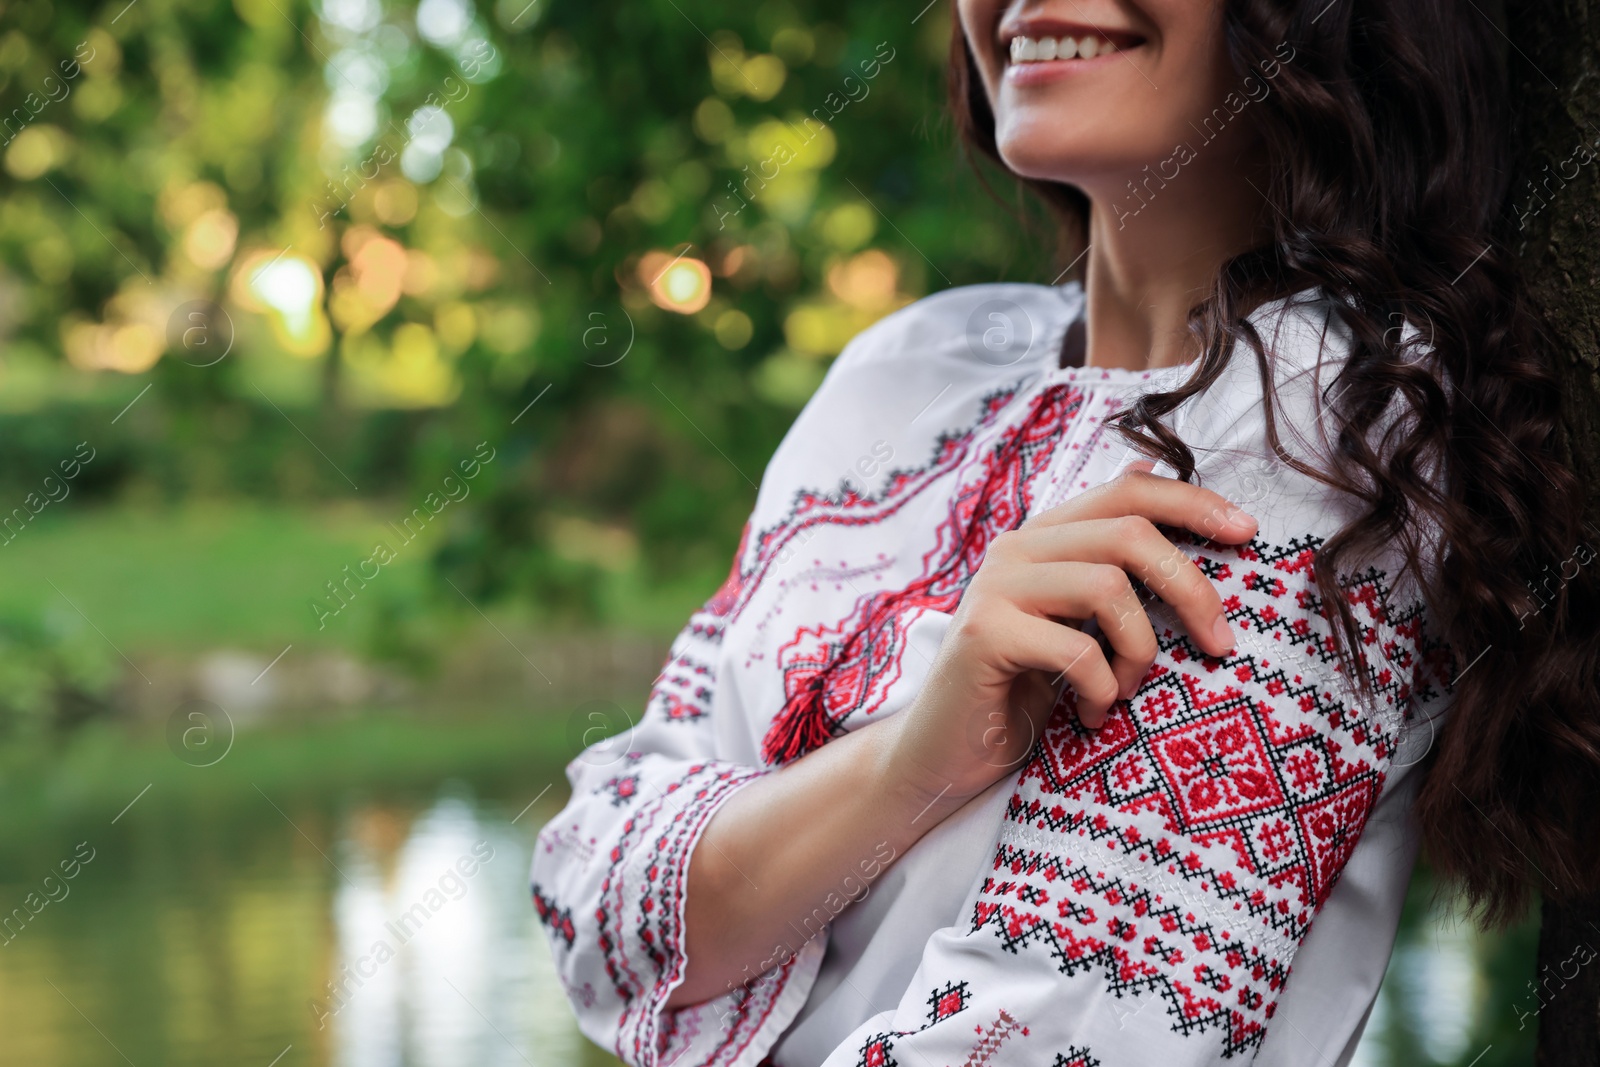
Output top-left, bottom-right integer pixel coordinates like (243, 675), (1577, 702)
(1533, 895), (1600, 1063)
(1503, 0), (1600, 1058)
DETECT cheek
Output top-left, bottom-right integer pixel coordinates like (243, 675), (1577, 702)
(1147, 0), (1238, 123)
(955, 0), (1005, 95)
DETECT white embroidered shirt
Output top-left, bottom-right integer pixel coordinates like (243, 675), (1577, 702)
(530, 279), (1453, 1067)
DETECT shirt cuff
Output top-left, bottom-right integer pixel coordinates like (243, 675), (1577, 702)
(608, 761), (829, 1067)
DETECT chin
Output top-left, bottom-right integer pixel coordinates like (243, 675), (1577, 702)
(994, 128), (1140, 189)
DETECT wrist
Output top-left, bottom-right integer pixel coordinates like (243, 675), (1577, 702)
(867, 712), (984, 833)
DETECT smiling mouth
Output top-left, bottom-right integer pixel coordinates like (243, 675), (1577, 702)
(1002, 25), (1146, 65)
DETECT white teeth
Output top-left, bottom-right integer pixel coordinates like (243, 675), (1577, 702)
(1007, 34), (1123, 63)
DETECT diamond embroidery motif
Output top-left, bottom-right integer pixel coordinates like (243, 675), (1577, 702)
(972, 532), (1452, 1057)
(928, 980), (969, 1023)
(1151, 706), (1287, 828)
(1294, 778), (1379, 903)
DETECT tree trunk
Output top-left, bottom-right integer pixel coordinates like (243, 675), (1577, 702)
(1533, 895), (1600, 1063)
(1503, 0), (1600, 1057)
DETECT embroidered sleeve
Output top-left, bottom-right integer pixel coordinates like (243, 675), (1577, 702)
(816, 530), (1453, 1066)
(531, 537), (828, 1067)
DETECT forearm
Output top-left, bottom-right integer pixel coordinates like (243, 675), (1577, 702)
(666, 715), (969, 1008)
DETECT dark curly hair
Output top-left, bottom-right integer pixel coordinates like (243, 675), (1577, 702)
(950, 0), (1600, 929)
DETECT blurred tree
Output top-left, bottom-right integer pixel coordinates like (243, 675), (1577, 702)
(0, 0), (1060, 630)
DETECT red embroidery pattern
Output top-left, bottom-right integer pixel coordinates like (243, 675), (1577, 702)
(763, 382), (1089, 764)
(959, 1008), (1029, 1067)
(594, 761), (778, 1065)
(601, 773), (641, 806)
(854, 981), (972, 1067)
(589, 381), (1050, 1066)
(650, 383), (1035, 741)
(531, 885), (575, 948)
(975, 846), (1284, 1053)
(643, 524), (754, 728)
(1052, 1047), (1102, 1067)
(971, 531), (1451, 1056)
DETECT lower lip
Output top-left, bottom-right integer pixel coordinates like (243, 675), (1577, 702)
(1003, 48), (1142, 86)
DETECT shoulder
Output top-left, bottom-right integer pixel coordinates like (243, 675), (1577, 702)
(826, 280), (1080, 380)
(1176, 285), (1352, 433)
(772, 278), (1079, 469)
(1181, 288), (1445, 592)
(1246, 287), (1354, 375)
(751, 282), (1076, 522)
(1198, 286), (1353, 416)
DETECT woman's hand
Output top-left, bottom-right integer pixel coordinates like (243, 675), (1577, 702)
(883, 460), (1259, 805)
(669, 462), (1257, 1008)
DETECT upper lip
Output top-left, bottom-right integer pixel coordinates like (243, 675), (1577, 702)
(996, 16), (1147, 53)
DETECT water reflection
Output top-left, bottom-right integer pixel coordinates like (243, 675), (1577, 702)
(0, 770), (1527, 1067)
(327, 791), (594, 1067)
(1395, 917), (1483, 1063)
(1353, 929), (1482, 1067)
(0, 780), (616, 1067)
(1351, 875), (1525, 1067)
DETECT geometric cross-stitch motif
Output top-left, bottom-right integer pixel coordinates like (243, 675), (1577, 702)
(852, 980), (977, 1067)
(975, 530), (1453, 1056)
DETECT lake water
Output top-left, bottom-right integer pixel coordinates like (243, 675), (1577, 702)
(0, 773), (618, 1067)
(0, 755), (1530, 1067)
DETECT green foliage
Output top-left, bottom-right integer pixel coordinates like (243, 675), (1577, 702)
(0, 503), (441, 654)
(0, 0), (1058, 625)
(0, 607), (119, 738)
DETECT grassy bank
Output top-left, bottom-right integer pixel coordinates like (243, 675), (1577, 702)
(0, 501), (718, 660)
(0, 705), (597, 876)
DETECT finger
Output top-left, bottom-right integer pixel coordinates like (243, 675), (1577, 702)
(1022, 466), (1257, 545)
(1001, 612), (1123, 729)
(1001, 517), (1237, 657)
(989, 558), (1158, 698)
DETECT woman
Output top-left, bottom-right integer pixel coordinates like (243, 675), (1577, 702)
(532, 0), (1600, 1063)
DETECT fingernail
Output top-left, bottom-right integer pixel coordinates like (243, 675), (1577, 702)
(1212, 616), (1235, 650)
(1224, 504), (1257, 528)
